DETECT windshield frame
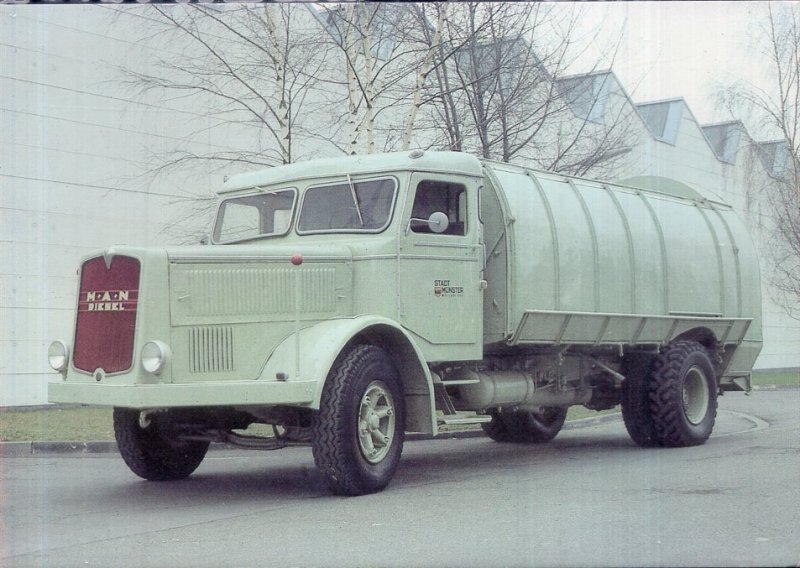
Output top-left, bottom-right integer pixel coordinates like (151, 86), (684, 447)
(211, 187), (298, 245)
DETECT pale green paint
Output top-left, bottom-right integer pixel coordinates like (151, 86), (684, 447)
(48, 378), (317, 408)
(259, 314), (436, 434)
(484, 161), (762, 373)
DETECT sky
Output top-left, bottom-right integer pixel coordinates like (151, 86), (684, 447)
(574, 1), (775, 128)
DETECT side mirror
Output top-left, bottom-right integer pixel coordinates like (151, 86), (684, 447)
(427, 211), (449, 234)
(406, 211), (450, 235)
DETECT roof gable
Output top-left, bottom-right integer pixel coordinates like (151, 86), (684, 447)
(636, 99), (684, 144)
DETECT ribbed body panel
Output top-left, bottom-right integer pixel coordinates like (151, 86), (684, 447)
(189, 326), (234, 373)
(172, 266), (339, 322)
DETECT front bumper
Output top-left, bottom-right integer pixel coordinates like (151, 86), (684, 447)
(49, 379), (317, 409)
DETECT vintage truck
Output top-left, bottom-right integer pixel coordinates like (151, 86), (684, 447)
(49, 150), (762, 495)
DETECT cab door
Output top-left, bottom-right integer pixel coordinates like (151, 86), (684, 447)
(397, 173), (483, 361)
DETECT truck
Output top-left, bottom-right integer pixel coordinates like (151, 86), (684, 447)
(48, 150), (762, 495)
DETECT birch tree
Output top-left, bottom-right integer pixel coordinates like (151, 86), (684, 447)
(412, 2), (635, 176)
(309, 3), (443, 155)
(402, 5), (446, 151)
(119, 4), (329, 170)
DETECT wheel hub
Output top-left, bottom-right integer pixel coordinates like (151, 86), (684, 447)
(683, 365), (710, 425)
(358, 381), (396, 464)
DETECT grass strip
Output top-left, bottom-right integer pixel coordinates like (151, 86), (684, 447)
(1, 407), (114, 443)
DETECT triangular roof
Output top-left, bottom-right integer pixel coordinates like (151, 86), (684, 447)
(556, 70), (620, 123)
(701, 120), (746, 164)
(755, 139), (791, 178)
(635, 98), (685, 144)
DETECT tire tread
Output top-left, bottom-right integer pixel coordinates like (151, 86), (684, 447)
(649, 340), (717, 447)
(113, 408), (209, 481)
(312, 345), (404, 496)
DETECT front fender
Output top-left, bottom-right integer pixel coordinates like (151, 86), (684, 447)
(260, 315), (437, 435)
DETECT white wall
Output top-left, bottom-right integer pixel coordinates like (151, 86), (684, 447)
(1, 6), (227, 405)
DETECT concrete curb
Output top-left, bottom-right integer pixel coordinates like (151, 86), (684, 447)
(1, 440), (118, 457)
(2, 413), (626, 456)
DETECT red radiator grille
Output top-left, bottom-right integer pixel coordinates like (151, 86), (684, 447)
(73, 255), (140, 374)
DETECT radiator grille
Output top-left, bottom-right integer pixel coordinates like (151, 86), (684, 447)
(73, 255), (140, 374)
(189, 326), (234, 373)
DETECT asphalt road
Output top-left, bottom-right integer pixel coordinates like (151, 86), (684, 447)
(2, 390), (798, 568)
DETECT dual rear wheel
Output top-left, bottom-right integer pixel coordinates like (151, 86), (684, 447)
(481, 340), (718, 449)
(621, 340), (718, 447)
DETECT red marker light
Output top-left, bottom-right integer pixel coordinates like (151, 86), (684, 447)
(291, 254), (303, 266)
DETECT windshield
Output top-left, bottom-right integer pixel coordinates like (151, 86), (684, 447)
(298, 177), (397, 233)
(213, 189), (296, 243)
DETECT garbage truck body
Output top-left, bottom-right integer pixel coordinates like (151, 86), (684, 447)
(49, 151), (762, 495)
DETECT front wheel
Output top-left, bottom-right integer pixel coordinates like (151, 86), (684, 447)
(311, 345), (405, 496)
(482, 407), (568, 444)
(113, 408), (209, 481)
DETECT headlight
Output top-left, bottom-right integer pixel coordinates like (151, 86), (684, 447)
(48, 341), (70, 373)
(141, 341), (170, 375)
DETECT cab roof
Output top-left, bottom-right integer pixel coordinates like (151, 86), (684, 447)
(219, 150), (484, 195)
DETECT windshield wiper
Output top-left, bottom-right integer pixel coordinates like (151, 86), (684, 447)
(346, 174), (365, 227)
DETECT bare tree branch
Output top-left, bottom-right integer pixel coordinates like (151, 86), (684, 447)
(721, 3), (800, 319)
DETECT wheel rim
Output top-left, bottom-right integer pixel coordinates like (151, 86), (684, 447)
(357, 380), (396, 464)
(683, 365), (710, 425)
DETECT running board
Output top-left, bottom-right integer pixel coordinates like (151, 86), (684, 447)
(438, 413), (492, 426)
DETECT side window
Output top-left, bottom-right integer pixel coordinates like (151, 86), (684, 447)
(217, 202), (260, 242)
(410, 181), (467, 236)
(213, 189), (296, 243)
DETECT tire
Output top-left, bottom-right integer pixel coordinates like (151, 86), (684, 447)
(113, 407), (209, 481)
(481, 409), (516, 443)
(620, 352), (658, 447)
(650, 340), (718, 447)
(482, 407), (568, 444)
(311, 345), (405, 496)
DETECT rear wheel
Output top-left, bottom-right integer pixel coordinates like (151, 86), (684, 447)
(312, 345), (405, 496)
(482, 407), (567, 444)
(113, 408), (209, 481)
(650, 340), (718, 447)
(621, 353), (658, 447)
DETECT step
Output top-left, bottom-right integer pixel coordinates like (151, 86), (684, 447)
(437, 379), (481, 386)
(437, 413), (493, 426)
